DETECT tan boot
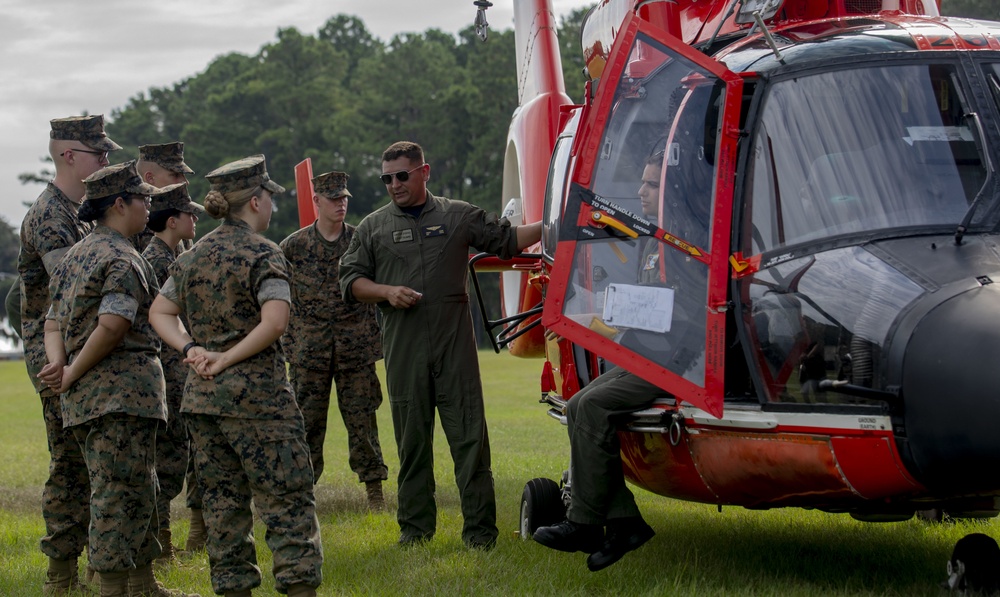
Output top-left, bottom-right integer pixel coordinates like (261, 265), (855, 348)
(86, 565), (100, 587)
(42, 557), (83, 595)
(365, 480), (385, 511)
(285, 584), (317, 597)
(184, 509), (206, 552)
(127, 563), (201, 597)
(154, 527), (176, 563)
(99, 570), (129, 597)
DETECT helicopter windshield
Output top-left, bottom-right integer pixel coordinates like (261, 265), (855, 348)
(746, 63), (991, 254)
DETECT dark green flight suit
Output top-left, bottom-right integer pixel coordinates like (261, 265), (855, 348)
(340, 192), (521, 547)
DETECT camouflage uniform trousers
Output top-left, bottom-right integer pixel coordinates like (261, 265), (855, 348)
(70, 413), (161, 573)
(186, 414), (323, 595)
(39, 387), (91, 561)
(155, 393), (189, 530)
(183, 414), (203, 510)
(289, 363), (388, 484)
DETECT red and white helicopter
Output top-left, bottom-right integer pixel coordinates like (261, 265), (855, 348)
(466, 0), (1000, 542)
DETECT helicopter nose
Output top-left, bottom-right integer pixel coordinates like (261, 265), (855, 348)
(899, 281), (1000, 494)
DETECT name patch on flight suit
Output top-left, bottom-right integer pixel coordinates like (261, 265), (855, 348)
(393, 229), (414, 243)
(422, 225), (447, 238)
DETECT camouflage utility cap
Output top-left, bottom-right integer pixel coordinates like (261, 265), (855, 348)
(139, 142), (195, 174)
(205, 154), (285, 195)
(83, 161), (158, 202)
(150, 182), (205, 214)
(50, 115), (122, 152)
(313, 171), (352, 200)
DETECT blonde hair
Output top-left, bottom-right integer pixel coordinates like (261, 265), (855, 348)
(204, 185), (263, 220)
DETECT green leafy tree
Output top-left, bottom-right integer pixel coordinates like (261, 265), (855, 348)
(559, 6), (593, 104)
(318, 14), (384, 81)
(941, 0), (998, 19)
(0, 215), (19, 344)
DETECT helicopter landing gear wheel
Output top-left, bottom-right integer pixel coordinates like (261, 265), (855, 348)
(519, 478), (565, 540)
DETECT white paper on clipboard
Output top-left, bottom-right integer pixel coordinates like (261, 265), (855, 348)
(601, 283), (674, 333)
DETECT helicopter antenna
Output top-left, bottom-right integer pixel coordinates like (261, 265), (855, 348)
(704, 0), (741, 55)
(474, 0), (493, 42)
(752, 10), (785, 64)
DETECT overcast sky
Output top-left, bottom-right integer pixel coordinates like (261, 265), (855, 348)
(0, 0), (593, 229)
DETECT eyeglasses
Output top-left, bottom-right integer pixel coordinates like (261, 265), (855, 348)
(380, 164), (425, 185)
(60, 147), (109, 161)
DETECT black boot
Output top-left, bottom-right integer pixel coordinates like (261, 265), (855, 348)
(586, 516), (655, 572)
(532, 520), (603, 554)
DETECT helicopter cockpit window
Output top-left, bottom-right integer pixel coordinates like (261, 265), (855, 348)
(559, 34), (723, 387)
(745, 63), (990, 254)
(742, 246), (922, 404)
(542, 135), (574, 261)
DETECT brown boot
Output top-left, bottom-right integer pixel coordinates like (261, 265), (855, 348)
(127, 563), (201, 596)
(365, 480), (385, 511)
(184, 509), (206, 552)
(286, 584), (317, 597)
(42, 557), (84, 595)
(86, 565), (100, 587)
(99, 570), (129, 597)
(154, 527), (177, 563)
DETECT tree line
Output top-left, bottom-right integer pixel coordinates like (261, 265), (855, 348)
(0, 10), (590, 345)
(1, 1), (994, 342)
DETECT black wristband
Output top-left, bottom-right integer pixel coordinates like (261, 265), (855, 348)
(182, 341), (199, 356)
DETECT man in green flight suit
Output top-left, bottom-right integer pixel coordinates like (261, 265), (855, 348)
(339, 141), (541, 549)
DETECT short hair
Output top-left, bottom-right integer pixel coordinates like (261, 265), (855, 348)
(147, 208), (182, 232)
(382, 141), (424, 164)
(645, 151), (664, 168)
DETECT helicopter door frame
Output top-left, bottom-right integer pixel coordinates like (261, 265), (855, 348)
(541, 10), (743, 418)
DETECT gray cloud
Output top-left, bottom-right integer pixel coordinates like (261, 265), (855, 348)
(0, 0), (594, 228)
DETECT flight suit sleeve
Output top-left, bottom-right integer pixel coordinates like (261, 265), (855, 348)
(468, 208), (520, 260)
(339, 218), (376, 305)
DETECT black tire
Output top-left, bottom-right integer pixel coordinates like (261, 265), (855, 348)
(519, 477), (565, 540)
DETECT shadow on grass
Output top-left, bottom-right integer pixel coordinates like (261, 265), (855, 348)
(598, 505), (976, 596)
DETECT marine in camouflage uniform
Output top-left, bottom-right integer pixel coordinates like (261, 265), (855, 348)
(152, 155), (322, 596)
(340, 142), (541, 549)
(137, 142), (207, 548)
(280, 171), (387, 503)
(17, 115), (119, 593)
(141, 182), (204, 558)
(43, 162), (193, 596)
(132, 142), (196, 253)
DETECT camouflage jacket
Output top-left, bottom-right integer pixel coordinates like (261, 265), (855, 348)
(142, 236), (186, 400)
(48, 225), (166, 427)
(167, 219), (298, 420)
(18, 183), (92, 391)
(280, 222), (381, 371)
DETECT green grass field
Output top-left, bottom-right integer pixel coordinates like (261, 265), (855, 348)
(0, 355), (992, 596)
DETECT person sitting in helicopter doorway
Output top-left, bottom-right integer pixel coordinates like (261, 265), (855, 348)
(532, 154), (665, 572)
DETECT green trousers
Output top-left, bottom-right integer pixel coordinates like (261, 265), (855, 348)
(565, 366), (662, 525)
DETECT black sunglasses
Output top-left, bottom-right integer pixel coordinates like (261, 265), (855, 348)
(379, 164), (424, 185)
(60, 147), (109, 161)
